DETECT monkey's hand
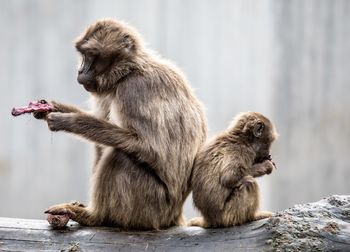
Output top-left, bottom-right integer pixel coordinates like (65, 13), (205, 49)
(34, 101), (83, 119)
(251, 160), (275, 177)
(46, 112), (77, 132)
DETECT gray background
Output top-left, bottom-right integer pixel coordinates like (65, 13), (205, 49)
(0, 0), (349, 219)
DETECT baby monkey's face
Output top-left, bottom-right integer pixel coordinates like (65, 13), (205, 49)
(231, 112), (278, 162)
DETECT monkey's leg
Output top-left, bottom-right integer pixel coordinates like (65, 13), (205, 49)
(224, 176), (260, 225)
(236, 176), (274, 221)
(45, 201), (101, 226)
(250, 160), (275, 178)
(46, 112), (157, 165)
(236, 175), (258, 192)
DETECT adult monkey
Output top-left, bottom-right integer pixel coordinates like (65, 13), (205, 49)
(38, 19), (207, 230)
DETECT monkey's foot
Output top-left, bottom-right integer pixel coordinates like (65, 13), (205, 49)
(44, 201), (86, 219)
(44, 201), (99, 226)
(254, 211), (273, 221)
(187, 217), (209, 228)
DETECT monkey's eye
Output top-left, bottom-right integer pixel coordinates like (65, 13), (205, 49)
(78, 55), (85, 69)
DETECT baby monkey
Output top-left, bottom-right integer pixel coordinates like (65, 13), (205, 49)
(189, 112), (278, 228)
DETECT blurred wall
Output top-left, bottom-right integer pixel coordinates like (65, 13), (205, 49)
(270, 1), (350, 209)
(0, 0), (349, 219)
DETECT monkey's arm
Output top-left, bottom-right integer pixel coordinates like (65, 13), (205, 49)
(220, 162), (247, 188)
(250, 160), (275, 177)
(51, 101), (85, 114)
(46, 112), (156, 164)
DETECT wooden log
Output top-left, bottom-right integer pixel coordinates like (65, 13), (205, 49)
(0, 195), (349, 251)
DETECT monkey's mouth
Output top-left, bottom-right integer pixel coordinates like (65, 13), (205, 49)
(82, 83), (98, 92)
(254, 154), (272, 164)
(254, 154), (277, 168)
(77, 72), (98, 92)
(77, 78), (98, 92)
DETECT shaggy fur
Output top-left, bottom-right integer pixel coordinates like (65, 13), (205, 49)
(189, 112), (277, 228)
(39, 19), (207, 230)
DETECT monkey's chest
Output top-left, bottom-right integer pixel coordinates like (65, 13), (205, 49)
(108, 102), (123, 127)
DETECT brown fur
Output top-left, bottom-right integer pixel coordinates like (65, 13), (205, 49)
(39, 19), (207, 230)
(189, 112), (277, 228)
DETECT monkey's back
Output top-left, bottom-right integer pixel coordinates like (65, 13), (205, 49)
(91, 58), (207, 229)
(191, 140), (232, 222)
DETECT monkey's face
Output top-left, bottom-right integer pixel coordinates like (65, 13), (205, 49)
(235, 112), (278, 160)
(75, 20), (139, 93)
(76, 53), (113, 92)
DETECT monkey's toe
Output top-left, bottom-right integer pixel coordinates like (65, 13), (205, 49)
(44, 204), (75, 218)
(254, 211), (274, 220)
(70, 201), (86, 207)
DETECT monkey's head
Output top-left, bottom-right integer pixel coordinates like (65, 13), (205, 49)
(230, 112), (278, 160)
(75, 19), (143, 93)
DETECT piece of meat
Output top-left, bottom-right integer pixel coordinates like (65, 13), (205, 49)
(11, 100), (54, 117)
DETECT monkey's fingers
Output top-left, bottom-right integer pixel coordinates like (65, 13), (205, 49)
(47, 213), (69, 229)
(33, 111), (49, 120)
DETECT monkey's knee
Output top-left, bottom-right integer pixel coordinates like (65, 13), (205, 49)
(224, 176), (258, 207)
(237, 175), (258, 192)
(231, 176), (260, 222)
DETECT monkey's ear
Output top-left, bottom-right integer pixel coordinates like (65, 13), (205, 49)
(253, 121), (265, 138)
(123, 35), (134, 52)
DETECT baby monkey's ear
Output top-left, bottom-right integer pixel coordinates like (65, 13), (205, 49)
(122, 35), (134, 53)
(253, 121), (265, 138)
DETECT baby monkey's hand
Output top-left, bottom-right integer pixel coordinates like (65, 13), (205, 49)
(251, 159), (276, 177)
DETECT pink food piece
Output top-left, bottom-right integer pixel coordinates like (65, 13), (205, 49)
(47, 213), (70, 228)
(11, 100), (54, 117)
